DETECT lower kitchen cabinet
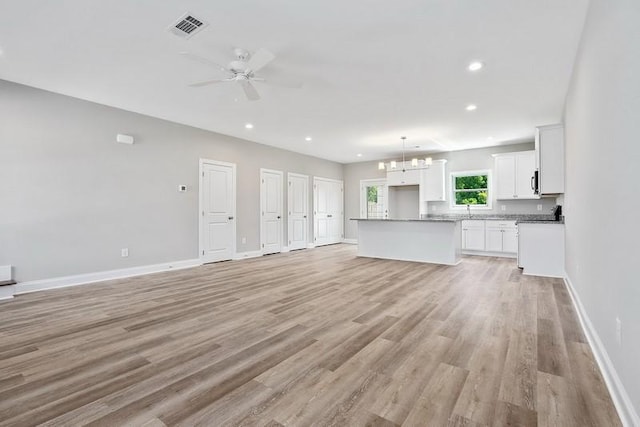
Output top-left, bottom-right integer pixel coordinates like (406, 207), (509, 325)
(461, 220), (485, 251)
(462, 220), (517, 257)
(503, 228), (518, 253)
(518, 222), (565, 277)
(485, 221), (518, 254)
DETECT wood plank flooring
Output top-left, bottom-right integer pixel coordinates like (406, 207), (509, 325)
(0, 244), (621, 426)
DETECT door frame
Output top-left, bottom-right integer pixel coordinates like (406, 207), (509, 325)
(260, 168), (284, 255)
(287, 172), (309, 251)
(313, 176), (344, 246)
(199, 158), (237, 262)
(359, 178), (388, 219)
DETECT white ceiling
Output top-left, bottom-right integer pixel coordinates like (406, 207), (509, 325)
(0, 0), (588, 163)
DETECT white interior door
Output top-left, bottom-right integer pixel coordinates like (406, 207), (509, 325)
(261, 169), (283, 255)
(200, 160), (235, 263)
(314, 177), (343, 246)
(288, 173), (309, 251)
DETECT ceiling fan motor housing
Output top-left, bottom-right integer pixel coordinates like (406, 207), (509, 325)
(229, 60), (249, 73)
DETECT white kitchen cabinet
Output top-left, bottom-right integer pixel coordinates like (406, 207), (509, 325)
(485, 220), (518, 254)
(485, 227), (504, 252)
(494, 151), (537, 200)
(420, 160), (447, 202)
(503, 228), (518, 253)
(461, 220), (485, 251)
(387, 169), (420, 186)
(518, 223), (564, 277)
(535, 124), (565, 195)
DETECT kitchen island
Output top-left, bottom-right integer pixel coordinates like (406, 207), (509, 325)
(352, 218), (462, 265)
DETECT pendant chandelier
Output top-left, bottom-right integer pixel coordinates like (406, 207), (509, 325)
(378, 136), (433, 170)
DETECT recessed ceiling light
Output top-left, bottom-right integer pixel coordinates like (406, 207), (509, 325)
(465, 104), (477, 111)
(305, 136), (312, 142)
(245, 123), (254, 129)
(356, 153), (363, 157)
(468, 61), (484, 71)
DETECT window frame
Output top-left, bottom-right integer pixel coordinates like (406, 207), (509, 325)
(450, 170), (492, 210)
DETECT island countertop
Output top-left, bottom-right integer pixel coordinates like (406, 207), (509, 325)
(350, 217), (460, 222)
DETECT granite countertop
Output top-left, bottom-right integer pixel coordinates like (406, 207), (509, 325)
(350, 218), (459, 222)
(423, 213), (565, 224)
(516, 218), (565, 224)
(351, 214), (564, 224)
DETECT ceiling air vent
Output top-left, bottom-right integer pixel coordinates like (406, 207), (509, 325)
(167, 13), (208, 39)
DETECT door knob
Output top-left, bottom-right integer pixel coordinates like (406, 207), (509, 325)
(228, 216), (234, 220)
(303, 215), (307, 218)
(277, 216), (281, 219)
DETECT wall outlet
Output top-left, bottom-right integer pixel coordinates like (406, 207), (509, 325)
(537, 204), (543, 211)
(616, 317), (622, 346)
(121, 248), (129, 257)
(241, 237), (246, 244)
(501, 205), (506, 211)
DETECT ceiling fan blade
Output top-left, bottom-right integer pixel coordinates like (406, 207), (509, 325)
(179, 51), (229, 73)
(240, 80), (260, 101)
(188, 79), (230, 87)
(246, 48), (275, 73)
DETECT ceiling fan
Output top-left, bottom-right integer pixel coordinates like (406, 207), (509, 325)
(180, 47), (301, 101)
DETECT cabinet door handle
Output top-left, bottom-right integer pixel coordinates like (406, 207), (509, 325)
(228, 216), (234, 220)
(277, 216), (281, 219)
(531, 176), (535, 190)
(303, 215), (307, 218)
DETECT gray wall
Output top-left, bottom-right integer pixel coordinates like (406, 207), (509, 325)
(0, 80), (342, 282)
(343, 143), (558, 239)
(563, 0), (640, 418)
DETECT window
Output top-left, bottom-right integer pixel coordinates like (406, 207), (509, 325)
(451, 171), (491, 208)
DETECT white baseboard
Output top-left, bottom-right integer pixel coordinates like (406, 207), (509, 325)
(342, 238), (358, 244)
(0, 285), (15, 301)
(0, 265), (12, 282)
(281, 246), (290, 253)
(232, 250), (263, 260)
(307, 243), (316, 249)
(15, 258), (202, 295)
(461, 250), (517, 259)
(564, 275), (639, 427)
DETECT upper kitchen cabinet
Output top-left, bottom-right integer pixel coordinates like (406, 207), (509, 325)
(387, 168), (420, 186)
(494, 151), (538, 200)
(535, 124), (565, 195)
(420, 160), (447, 202)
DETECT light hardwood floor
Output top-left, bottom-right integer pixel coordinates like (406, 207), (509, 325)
(0, 244), (620, 426)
